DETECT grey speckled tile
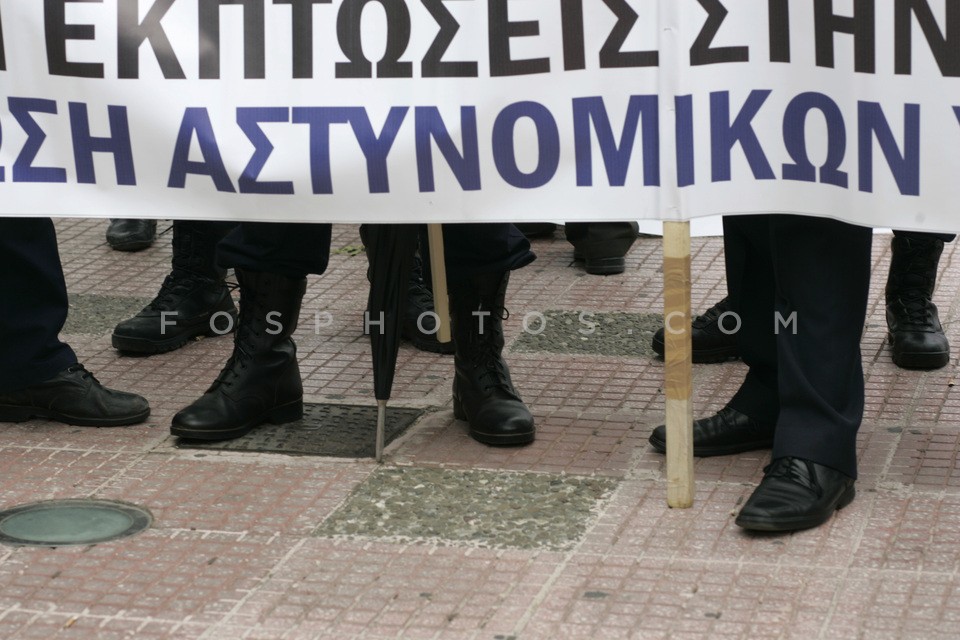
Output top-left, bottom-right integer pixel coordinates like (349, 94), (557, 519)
(511, 310), (661, 358)
(64, 294), (151, 335)
(316, 466), (618, 550)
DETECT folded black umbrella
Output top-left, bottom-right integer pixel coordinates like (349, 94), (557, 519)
(360, 224), (420, 462)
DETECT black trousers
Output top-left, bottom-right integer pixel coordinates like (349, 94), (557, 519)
(217, 222), (534, 281)
(0, 218), (78, 393)
(723, 215), (873, 479)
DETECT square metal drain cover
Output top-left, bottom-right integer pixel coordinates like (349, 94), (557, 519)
(177, 403), (424, 458)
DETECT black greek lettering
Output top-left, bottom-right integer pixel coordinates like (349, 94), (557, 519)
(274, 0), (331, 79)
(421, 0), (477, 77)
(488, 0), (550, 76)
(814, 0), (875, 73)
(691, 0), (749, 65)
(599, 0), (658, 68)
(198, 0), (266, 79)
(894, 0), (960, 77)
(118, 0), (185, 79)
(768, 0), (790, 63)
(336, 0), (412, 78)
(560, 0), (586, 71)
(45, 0), (104, 78)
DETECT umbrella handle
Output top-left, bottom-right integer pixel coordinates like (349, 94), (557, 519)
(426, 224), (452, 344)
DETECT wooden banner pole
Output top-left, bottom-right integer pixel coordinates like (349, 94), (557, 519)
(662, 221), (695, 508)
(426, 224), (452, 344)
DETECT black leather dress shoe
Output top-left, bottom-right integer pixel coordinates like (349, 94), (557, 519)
(106, 219), (157, 252)
(651, 297), (740, 363)
(648, 406), (774, 457)
(0, 364), (150, 427)
(735, 457), (856, 532)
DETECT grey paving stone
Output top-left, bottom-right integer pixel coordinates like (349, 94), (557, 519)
(316, 467), (618, 550)
(511, 310), (661, 358)
(64, 294), (152, 335)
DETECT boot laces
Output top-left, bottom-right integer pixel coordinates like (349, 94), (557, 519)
(692, 297), (730, 330)
(147, 270), (221, 311)
(407, 279), (434, 313)
(763, 457), (821, 498)
(213, 288), (263, 388)
(894, 291), (935, 326)
(471, 306), (513, 393)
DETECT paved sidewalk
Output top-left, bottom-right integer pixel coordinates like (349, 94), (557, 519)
(1, 218), (959, 639)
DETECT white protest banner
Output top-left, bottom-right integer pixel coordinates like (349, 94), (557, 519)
(0, 0), (957, 231)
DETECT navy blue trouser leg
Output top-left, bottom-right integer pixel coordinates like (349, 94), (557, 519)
(0, 218), (77, 393)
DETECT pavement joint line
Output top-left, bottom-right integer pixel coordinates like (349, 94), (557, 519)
(199, 538), (310, 640)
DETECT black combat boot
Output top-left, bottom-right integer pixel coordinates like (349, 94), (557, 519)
(651, 297), (740, 363)
(171, 269), (306, 440)
(886, 234), (951, 369)
(403, 255), (455, 354)
(112, 222), (237, 354)
(450, 271), (535, 445)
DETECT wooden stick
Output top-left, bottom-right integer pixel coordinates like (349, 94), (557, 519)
(426, 224), (452, 344)
(662, 221), (695, 508)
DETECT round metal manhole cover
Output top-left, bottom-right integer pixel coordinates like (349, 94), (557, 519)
(0, 499), (152, 547)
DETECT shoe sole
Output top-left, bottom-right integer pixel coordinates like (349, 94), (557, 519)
(734, 485), (856, 532)
(584, 257), (626, 276)
(647, 432), (773, 457)
(112, 318), (237, 355)
(0, 405), (150, 427)
(170, 400), (303, 441)
(108, 240), (155, 252)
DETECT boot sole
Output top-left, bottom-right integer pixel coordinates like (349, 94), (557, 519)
(170, 399), (303, 441)
(651, 336), (740, 363)
(647, 432), (773, 457)
(0, 404), (150, 427)
(735, 485), (856, 532)
(888, 334), (950, 369)
(404, 333), (456, 355)
(452, 395), (535, 446)
(113, 316), (238, 354)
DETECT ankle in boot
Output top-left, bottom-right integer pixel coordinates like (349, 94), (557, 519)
(450, 271), (535, 446)
(171, 269), (306, 440)
(403, 256), (455, 355)
(885, 235), (951, 369)
(113, 222), (237, 355)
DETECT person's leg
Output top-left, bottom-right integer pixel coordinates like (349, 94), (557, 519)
(0, 218), (77, 391)
(442, 223), (537, 445)
(171, 222), (331, 440)
(648, 215), (777, 456)
(886, 230), (955, 369)
(112, 220), (237, 354)
(0, 218), (149, 426)
(736, 215), (871, 532)
(769, 216), (872, 479)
